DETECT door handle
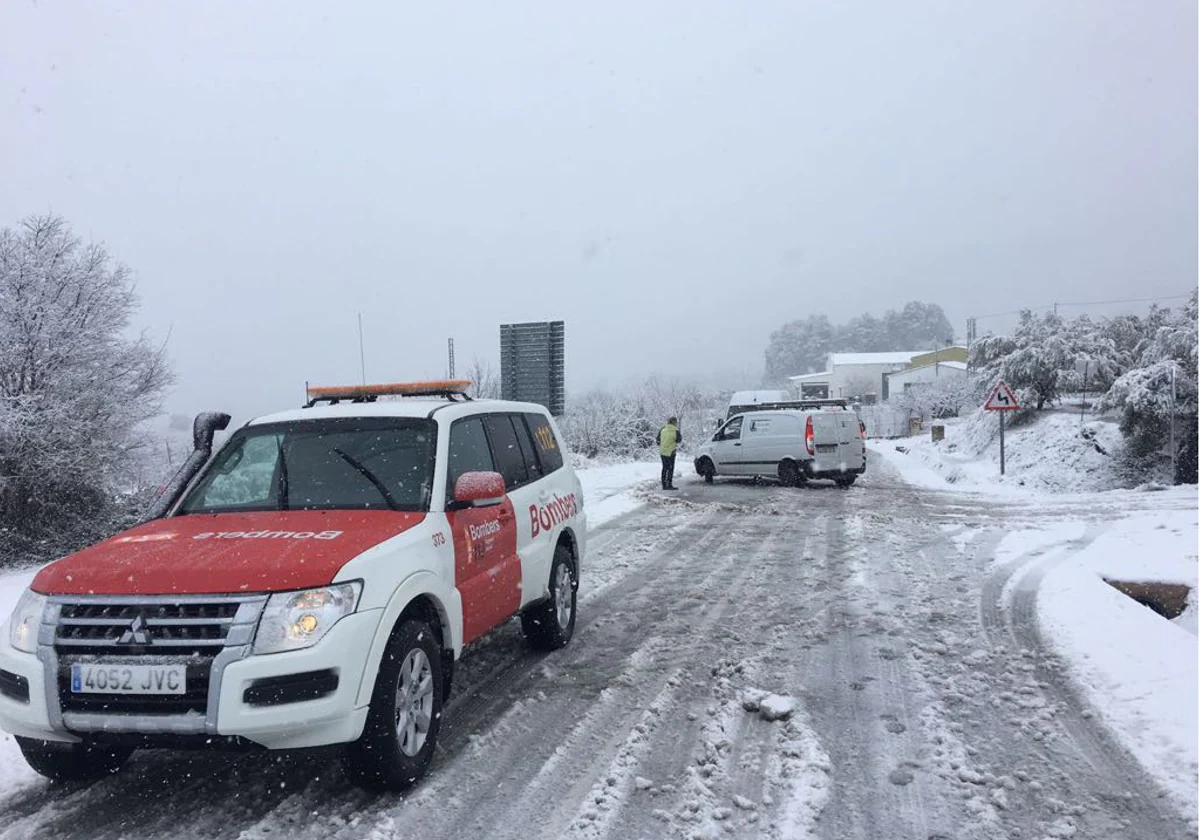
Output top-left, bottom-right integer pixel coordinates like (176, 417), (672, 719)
(733, 442), (742, 446)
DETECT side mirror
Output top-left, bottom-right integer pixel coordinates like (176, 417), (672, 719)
(454, 471), (506, 507)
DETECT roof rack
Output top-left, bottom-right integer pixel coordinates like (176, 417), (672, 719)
(304, 380), (473, 408)
(728, 398), (849, 417)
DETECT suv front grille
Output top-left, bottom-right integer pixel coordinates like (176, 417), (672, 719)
(56, 602), (241, 649)
(47, 595), (264, 726)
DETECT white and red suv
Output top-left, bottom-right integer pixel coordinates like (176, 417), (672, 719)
(0, 382), (585, 791)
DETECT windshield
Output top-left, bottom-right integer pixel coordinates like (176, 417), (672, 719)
(177, 418), (436, 514)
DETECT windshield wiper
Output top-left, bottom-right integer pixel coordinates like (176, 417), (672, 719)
(277, 438), (290, 510)
(332, 449), (399, 510)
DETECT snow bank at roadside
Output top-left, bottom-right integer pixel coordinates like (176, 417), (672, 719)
(0, 568), (41, 799)
(1037, 508), (1199, 817)
(870, 409), (1126, 495)
(576, 461), (660, 530)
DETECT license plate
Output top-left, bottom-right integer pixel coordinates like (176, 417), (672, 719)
(816, 444), (838, 453)
(71, 663), (186, 695)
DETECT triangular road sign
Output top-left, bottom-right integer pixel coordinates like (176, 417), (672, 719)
(984, 380), (1021, 411)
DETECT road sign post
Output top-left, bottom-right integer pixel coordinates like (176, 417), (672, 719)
(983, 380), (1021, 476)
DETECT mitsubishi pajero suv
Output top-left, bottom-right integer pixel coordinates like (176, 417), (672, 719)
(0, 381), (585, 791)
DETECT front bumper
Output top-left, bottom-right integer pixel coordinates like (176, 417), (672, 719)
(0, 609), (382, 751)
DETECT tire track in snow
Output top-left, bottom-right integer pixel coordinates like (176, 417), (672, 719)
(0, 502), (727, 840)
(991, 532), (1191, 838)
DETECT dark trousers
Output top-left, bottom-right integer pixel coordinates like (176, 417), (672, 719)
(661, 453), (676, 488)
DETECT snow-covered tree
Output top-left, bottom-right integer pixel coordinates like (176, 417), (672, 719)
(463, 356), (501, 399)
(0, 215), (174, 564)
(969, 310), (1074, 412)
(882, 301), (955, 350)
(764, 314), (837, 381)
(765, 302), (955, 382)
(1100, 292), (1198, 483)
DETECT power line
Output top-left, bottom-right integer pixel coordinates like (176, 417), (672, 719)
(974, 292), (1192, 321)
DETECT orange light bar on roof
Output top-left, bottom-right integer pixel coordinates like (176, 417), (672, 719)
(306, 380), (473, 400)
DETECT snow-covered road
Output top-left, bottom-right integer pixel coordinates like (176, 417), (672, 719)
(0, 458), (1194, 839)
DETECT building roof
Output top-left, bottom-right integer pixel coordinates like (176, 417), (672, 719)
(729, 390), (789, 404)
(786, 370), (832, 383)
(829, 351), (923, 367)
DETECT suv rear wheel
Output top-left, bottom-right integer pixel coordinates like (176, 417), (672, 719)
(521, 543), (577, 651)
(16, 737), (132, 783)
(343, 617), (443, 791)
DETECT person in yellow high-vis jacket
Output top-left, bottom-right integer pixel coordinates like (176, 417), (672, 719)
(657, 417), (682, 490)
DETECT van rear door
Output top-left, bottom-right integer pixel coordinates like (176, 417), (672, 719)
(836, 415), (864, 472)
(809, 413), (842, 473)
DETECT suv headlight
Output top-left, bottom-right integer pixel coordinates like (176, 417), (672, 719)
(252, 582), (362, 655)
(9, 590), (46, 653)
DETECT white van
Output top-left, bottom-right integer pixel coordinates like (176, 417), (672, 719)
(693, 408), (865, 487)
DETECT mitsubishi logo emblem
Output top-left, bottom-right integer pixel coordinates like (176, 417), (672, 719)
(117, 614), (151, 646)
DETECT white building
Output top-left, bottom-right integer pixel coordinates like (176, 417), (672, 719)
(788, 351), (924, 401)
(886, 360), (969, 393)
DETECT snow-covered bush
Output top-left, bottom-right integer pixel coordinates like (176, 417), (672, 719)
(559, 378), (724, 459)
(888, 374), (984, 423)
(0, 215), (174, 566)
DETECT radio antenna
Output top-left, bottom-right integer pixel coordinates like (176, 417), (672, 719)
(358, 313), (367, 386)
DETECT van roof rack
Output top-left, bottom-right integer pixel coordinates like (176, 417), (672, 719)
(304, 380), (473, 408)
(731, 398), (848, 415)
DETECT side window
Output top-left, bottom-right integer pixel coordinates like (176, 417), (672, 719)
(717, 416), (743, 441)
(483, 415), (530, 490)
(525, 413), (564, 474)
(446, 418), (496, 502)
(749, 418), (772, 434)
(512, 415), (545, 481)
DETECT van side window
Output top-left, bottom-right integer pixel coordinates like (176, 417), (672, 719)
(446, 418), (496, 503)
(749, 418), (771, 433)
(512, 414), (545, 480)
(483, 415), (530, 490)
(525, 413), (564, 473)
(717, 416), (743, 441)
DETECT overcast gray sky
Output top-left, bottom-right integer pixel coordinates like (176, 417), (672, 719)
(1, 0), (1195, 423)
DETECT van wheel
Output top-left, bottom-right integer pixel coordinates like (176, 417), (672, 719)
(16, 737), (132, 783)
(778, 460), (801, 488)
(521, 543), (577, 651)
(698, 458), (715, 484)
(343, 617), (443, 792)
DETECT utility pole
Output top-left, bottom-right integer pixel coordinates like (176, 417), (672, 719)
(447, 338), (456, 379)
(1080, 360), (1089, 426)
(1170, 365), (1177, 483)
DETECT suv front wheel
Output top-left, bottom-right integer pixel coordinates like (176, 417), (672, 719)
(343, 617), (443, 792)
(521, 543), (578, 651)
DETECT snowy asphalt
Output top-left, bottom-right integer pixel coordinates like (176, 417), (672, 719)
(0, 460), (1194, 840)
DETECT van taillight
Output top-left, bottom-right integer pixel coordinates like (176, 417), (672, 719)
(805, 416), (814, 455)
(859, 420), (866, 439)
